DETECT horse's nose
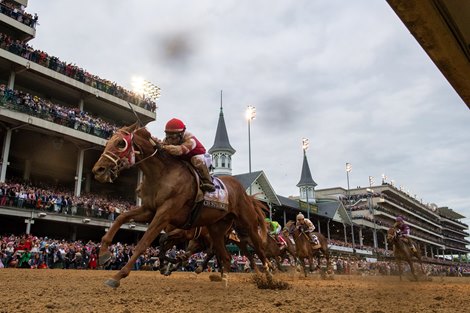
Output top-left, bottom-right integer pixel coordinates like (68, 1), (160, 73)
(92, 166), (105, 177)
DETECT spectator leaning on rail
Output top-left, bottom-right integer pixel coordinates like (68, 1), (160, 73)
(393, 216), (417, 252)
(160, 118), (215, 192)
(295, 213), (320, 245)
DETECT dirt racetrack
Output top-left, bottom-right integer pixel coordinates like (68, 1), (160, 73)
(1, 269), (469, 313)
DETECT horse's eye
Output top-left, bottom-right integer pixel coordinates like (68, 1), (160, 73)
(116, 139), (127, 152)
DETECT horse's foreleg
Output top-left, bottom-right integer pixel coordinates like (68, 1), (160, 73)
(408, 260), (418, 281)
(397, 259), (403, 281)
(99, 207), (153, 266)
(309, 255), (315, 272)
(301, 258), (308, 277)
(105, 215), (168, 288)
(324, 250), (331, 273)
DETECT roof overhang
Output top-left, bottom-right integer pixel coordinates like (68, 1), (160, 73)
(387, 0), (470, 109)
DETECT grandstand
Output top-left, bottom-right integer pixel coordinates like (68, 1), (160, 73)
(0, 0), (155, 241)
(315, 185), (470, 262)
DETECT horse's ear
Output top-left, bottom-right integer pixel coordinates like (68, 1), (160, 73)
(129, 122), (140, 131)
(121, 122), (140, 134)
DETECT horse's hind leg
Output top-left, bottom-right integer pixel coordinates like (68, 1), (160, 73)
(246, 227), (272, 274)
(207, 219), (233, 284)
(99, 206), (154, 265)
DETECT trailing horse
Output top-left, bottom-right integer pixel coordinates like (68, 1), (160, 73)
(92, 123), (271, 288)
(160, 198), (293, 274)
(387, 227), (425, 281)
(283, 220), (330, 277)
(158, 225), (213, 276)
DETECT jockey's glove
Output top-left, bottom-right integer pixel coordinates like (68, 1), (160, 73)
(162, 144), (183, 155)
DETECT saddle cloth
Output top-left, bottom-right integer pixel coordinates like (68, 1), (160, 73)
(200, 177), (229, 211)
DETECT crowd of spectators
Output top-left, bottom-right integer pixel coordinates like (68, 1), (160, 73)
(2, 232), (469, 277)
(0, 1), (38, 29)
(0, 32), (157, 112)
(0, 178), (135, 220)
(1, 177), (468, 276)
(0, 85), (119, 139)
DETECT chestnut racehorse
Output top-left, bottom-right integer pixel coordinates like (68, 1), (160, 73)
(387, 227), (424, 281)
(284, 220), (330, 277)
(92, 123), (270, 288)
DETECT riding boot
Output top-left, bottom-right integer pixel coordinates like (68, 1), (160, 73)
(191, 156), (216, 192)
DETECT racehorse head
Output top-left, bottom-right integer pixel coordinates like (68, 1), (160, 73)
(283, 220), (296, 237)
(92, 123), (158, 183)
(386, 227), (398, 244)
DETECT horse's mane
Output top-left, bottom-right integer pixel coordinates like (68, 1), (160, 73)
(131, 126), (177, 163)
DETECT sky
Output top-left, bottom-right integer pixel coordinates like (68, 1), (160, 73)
(26, 1), (470, 226)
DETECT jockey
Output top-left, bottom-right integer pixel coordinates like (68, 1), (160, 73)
(295, 213), (319, 245)
(161, 118), (215, 192)
(264, 217), (286, 247)
(393, 215), (417, 252)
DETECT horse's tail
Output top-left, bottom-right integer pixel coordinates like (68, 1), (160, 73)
(250, 196), (268, 245)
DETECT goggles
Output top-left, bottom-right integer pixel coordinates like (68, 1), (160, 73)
(165, 132), (182, 139)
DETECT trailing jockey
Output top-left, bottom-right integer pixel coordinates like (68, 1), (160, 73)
(393, 215), (417, 253)
(295, 213), (320, 246)
(264, 217), (287, 249)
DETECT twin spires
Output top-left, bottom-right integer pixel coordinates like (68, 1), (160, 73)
(208, 91), (236, 176)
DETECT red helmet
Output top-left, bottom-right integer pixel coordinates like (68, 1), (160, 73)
(165, 118), (186, 133)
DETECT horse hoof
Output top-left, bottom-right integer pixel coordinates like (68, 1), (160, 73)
(104, 279), (120, 289)
(195, 267), (202, 274)
(99, 252), (112, 266)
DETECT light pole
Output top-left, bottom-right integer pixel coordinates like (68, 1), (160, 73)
(142, 80), (161, 101)
(367, 188), (378, 250)
(345, 162), (355, 249)
(381, 174), (387, 185)
(302, 138), (310, 219)
(245, 105), (256, 194)
(131, 76), (161, 101)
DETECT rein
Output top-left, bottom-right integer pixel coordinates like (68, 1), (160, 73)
(104, 128), (159, 174)
(134, 142), (158, 166)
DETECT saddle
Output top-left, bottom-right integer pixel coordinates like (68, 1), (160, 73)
(181, 172), (229, 229)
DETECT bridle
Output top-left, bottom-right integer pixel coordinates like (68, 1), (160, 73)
(101, 128), (158, 179)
